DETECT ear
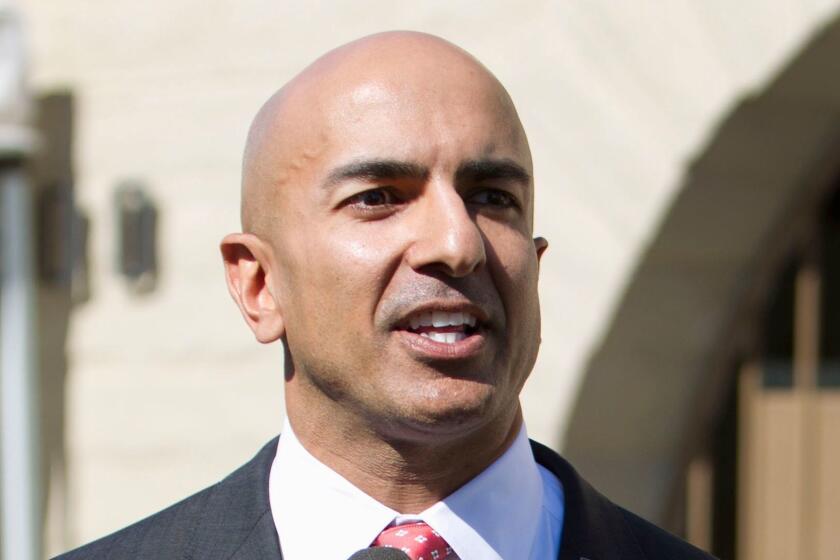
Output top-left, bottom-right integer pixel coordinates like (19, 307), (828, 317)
(534, 236), (548, 262)
(220, 233), (285, 343)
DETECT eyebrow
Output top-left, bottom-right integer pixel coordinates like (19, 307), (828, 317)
(321, 157), (531, 191)
(322, 159), (429, 190)
(455, 158), (531, 185)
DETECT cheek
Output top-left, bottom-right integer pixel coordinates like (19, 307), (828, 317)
(481, 221), (539, 290)
(482, 223), (542, 335)
(326, 231), (400, 297)
(285, 227), (399, 336)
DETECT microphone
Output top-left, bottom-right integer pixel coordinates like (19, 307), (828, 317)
(347, 547), (411, 559)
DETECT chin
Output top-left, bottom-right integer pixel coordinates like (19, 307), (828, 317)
(390, 387), (503, 438)
(370, 358), (517, 439)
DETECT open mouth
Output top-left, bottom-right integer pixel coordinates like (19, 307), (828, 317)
(402, 311), (480, 344)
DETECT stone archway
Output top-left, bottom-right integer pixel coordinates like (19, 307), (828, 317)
(563, 13), (840, 527)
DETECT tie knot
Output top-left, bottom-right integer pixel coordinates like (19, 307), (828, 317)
(371, 521), (456, 560)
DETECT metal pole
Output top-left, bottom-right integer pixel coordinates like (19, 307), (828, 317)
(0, 165), (40, 560)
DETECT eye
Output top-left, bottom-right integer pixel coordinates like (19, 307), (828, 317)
(350, 188), (394, 206)
(469, 189), (519, 209)
(343, 187), (400, 213)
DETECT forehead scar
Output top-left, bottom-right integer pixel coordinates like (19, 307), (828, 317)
(278, 135), (329, 185)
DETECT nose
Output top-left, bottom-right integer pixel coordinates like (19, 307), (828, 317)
(404, 183), (486, 277)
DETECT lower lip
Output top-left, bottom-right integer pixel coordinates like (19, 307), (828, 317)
(394, 329), (487, 360)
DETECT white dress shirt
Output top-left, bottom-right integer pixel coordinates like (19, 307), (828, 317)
(269, 419), (564, 559)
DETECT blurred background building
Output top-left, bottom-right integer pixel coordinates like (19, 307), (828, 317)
(1, 1), (839, 558)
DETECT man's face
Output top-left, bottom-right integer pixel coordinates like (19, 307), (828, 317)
(266, 69), (545, 439)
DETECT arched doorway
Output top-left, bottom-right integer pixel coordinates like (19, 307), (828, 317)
(563, 12), (840, 559)
(703, 188), (840, 559)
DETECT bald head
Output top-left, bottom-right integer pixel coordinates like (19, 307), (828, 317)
(223, 32), (547, 470)
(240, 31), (529, 237)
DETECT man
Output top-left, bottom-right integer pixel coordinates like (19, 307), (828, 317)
(57, 32), (715, 559)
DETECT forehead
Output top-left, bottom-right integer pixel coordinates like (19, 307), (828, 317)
(315, 75), (531, 169)
(241, 36), (534, 235)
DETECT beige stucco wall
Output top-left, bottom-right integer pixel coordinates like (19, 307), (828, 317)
(15, 0), (840, 553)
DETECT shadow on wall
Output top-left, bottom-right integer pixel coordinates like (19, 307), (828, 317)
(33, 91), (90, 556)
(563, 7), (840, 543)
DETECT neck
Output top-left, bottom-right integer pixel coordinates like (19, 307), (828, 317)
(285, 394), (523, 513)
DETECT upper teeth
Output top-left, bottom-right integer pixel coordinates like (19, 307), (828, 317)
(409, 311), (478, 330)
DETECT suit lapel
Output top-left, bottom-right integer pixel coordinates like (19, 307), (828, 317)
(530, 440), (646, 560)
(185, 437), (283, 560)
(188, 437), (646, 560)
(228, 509), (284, 560)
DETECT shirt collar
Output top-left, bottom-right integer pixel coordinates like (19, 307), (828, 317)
(269, 419), (544, 560)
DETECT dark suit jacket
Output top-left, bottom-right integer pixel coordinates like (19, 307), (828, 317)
(55, 437), (716, 559)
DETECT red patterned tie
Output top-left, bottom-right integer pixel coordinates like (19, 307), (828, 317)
(371, 521), (457, 560)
